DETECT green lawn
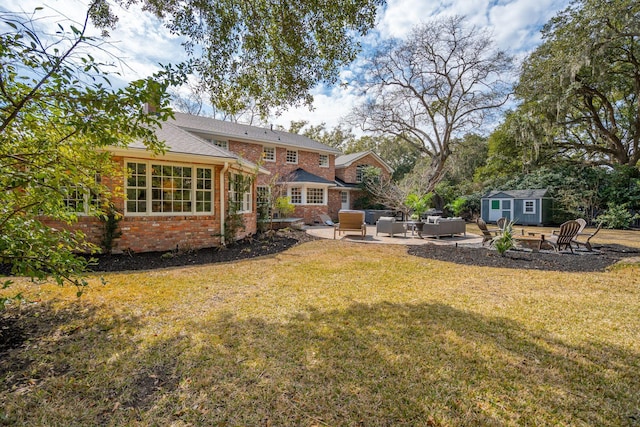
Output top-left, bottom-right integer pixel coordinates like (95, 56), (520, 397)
(1, 232), (639, 426)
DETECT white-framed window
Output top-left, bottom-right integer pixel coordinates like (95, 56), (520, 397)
(289, 187), (302, 204)
(319, 154), (329, 167)
(286, 150), (298, 164)
(262, 146), (276, 162)
(306, 188), (325, 205)
(257, 186), (271, 206)
(523, 199), (536, 215)
(207, 138), (228, 150)
(63, 175), (101, 214)
(125, 161), (214, 215)
(229, 173), (252, 213)
(195, 168), (213, 213)
(288, 186), (326, 205)
(356, 164), (369, 183)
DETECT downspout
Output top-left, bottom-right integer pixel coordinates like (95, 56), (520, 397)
(220, 162), (230, 246)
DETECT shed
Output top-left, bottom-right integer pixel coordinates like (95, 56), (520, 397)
(481, 189), (552, 226)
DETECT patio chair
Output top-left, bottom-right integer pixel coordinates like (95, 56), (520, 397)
(334, 210), (367, 239)
(376, 216), (407, 238)
(476, 218), (501, 246)
(545, 220), (582, 253)
(572, 223), (601, 251)
(496, 217), (507, 230)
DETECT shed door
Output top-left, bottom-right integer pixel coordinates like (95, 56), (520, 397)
(489, 199), (512, 222)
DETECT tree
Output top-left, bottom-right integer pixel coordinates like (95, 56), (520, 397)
(0, 7), (173, 290)
(350, 15), (513, 192)
(516, 0), (640, 169)
(98, 0), (383, 117)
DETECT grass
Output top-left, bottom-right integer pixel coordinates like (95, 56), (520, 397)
(1, 229), (640, 426)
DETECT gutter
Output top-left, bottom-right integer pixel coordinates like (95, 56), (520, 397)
(220, 162), (230, 246)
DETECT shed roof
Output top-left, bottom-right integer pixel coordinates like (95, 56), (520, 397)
(483, 189), (550, 199)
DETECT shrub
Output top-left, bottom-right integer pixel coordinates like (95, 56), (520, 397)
(491, 221), (515, 256)
(596, 204), (639, 229)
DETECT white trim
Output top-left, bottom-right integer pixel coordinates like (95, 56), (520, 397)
(262, 146), (276, 162)
(288, 184), (328, 205)
(523, 199), (536, 215)
(286, 149), (298, 164)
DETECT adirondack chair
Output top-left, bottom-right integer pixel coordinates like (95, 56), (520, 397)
(572, 223), (602, 251)
(476, 218), (501, 246)
(496, 217), (507, 231)
(545, 220), (582, 253)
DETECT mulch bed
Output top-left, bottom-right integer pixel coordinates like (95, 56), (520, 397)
(408, 243), (640, 272)
(85, 228), (640, 273)
(87, 228), (319, 272)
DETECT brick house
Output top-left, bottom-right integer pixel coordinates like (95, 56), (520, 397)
(170, 112), (343, 225)
(50, 112), (394, 253)
(45, 119), (266, 253)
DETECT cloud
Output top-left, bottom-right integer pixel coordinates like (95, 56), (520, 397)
(2, 0), (571, 133)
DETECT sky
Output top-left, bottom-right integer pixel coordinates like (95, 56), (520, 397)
(3, 0), (571, 132)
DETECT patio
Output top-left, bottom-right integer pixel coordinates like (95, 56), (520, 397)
(304, 224), (484, 246)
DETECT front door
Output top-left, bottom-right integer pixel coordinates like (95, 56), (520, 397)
(341, 191), (349, 210)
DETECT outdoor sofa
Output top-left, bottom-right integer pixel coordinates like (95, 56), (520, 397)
(375, 216), (407, 238)
(419, 217), (466, 239)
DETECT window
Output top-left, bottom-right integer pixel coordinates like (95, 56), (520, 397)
(356, 164), (369, 183)
(263, 146), (276, 162)
(63, 175), (101, 214)
(286, 150), (298, 164)
(289, 187), (302, 204)
(126, 162), (148, 213)
(63, 186), (87, 213)
(523, 200), (536, 214)
(306, 188), (325, 205)
(257, 186), (271, 206)
(319, 154), (329, 167)
(207, 138), (228, 150)
(491, 200), (500, 210)
(195, 168), (213, 213)
(229, 173), (252, 213)
(150, 164), (192, 213)
(125, 161), (214, 215)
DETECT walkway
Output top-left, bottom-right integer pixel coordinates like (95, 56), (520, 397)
(304, 225), (484, 247)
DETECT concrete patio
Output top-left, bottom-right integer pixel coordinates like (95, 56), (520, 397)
(304, 225), (484, 247)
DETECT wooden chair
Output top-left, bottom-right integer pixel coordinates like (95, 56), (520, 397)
(476, 218), (501, 246)
(334, 210), (367, 239)
(572, 223), (602, 251)
(545, 220), (582, 253)
(496, 217), (507, 231)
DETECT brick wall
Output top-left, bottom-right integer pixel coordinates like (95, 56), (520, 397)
(41, 157), (258, 253)
(229, 140), (335, 185)
(337, 154), (391, 184)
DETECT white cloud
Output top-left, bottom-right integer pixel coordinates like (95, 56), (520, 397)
(2, 0), (571, 133)
(273, 0), (571, 131)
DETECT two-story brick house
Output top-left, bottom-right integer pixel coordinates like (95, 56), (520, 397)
(49, 112), (393, 253)
(171, 112), (342, 225)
